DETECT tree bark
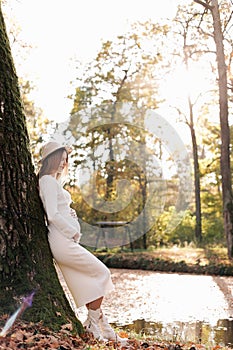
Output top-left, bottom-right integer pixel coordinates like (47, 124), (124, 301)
(0, 4), (82, 332)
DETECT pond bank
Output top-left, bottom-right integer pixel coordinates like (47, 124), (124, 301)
(94, 247), (233, 276)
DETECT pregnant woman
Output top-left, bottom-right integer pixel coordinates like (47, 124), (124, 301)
(38, 141), (127, 344)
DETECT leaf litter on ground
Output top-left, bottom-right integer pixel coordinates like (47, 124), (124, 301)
(0, 317), (232, 350)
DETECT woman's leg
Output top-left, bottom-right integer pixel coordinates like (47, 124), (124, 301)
(84, 297), (128, 344)
(84, 297), (104, 340)
(86, 296), (103, 310)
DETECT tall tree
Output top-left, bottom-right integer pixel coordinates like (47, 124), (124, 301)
(172, 5), (205, 243)
(0, 3), (81, 332)
(194, 0), (233, 257)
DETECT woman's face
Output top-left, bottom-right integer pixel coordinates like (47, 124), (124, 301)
(57, 151), (68, 174)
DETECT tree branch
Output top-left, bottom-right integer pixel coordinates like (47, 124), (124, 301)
(223, 10), (233, 34)
(194, 0), (213, 10)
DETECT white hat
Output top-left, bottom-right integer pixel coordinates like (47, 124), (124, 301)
(40, 141), (72, 162)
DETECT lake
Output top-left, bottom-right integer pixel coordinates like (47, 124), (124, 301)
(64, 268), (233, 346)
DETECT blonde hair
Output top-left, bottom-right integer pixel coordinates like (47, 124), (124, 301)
(38, 148), (68, 180)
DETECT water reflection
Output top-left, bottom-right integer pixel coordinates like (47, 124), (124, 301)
(116, 318), (233, 347)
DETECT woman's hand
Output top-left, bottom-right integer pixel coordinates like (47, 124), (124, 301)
(73, 233), (80, 242)
(70, 208), (77, 219)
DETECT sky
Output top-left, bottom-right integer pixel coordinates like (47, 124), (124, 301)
(2, 0), (186, 122)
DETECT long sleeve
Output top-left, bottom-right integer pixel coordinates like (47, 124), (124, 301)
(39, 175), (79, 238)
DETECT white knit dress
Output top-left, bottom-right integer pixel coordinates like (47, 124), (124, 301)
(39, 175), (114, 307)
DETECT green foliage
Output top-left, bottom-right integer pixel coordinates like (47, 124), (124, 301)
(197, 121), (225, 245)
(146, 208), (196, 247)
(201, 190), (224, 245)
(169, 210), (196, 246)
(146, 202), (224, 248)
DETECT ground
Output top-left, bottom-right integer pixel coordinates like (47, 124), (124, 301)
(149, 246), (230, 266)
(0, 318), (230, 349)
(0, 246), (233, 349)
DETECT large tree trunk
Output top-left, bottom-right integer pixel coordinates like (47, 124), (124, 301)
(0, 4), (82, 332)
(210, 0), (233, 258)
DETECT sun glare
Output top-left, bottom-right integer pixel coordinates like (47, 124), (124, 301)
(162, 62), (212, 106)
(3, 0), (186, 122)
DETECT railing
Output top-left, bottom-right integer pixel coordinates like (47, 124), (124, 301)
(94, 221), (134, 251)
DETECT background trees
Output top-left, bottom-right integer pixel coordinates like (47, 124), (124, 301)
(64, 1), (233, 251)
(63, 21), (193, 250)
(1, 0), (233, 259)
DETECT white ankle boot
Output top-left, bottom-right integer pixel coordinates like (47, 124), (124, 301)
(99, 312), (128, 345)
(83, 309), (104, 341)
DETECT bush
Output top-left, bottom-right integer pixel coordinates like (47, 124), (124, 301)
(147, 209), (196, 247)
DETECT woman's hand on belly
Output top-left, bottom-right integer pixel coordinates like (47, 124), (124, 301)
(73, 232), (81, 243)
